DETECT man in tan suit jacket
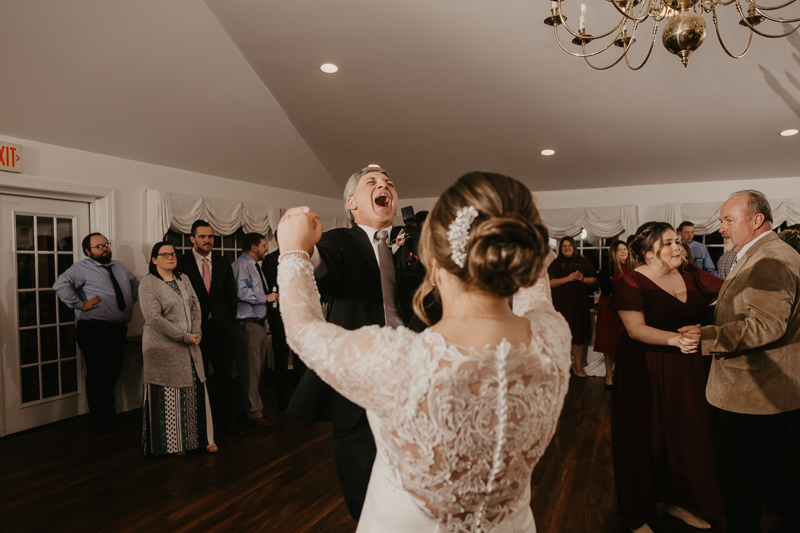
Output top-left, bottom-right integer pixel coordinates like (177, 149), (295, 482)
(682, 190), (800, 533)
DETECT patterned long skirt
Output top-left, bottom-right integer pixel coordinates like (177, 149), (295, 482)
(141, 363), (215, 455)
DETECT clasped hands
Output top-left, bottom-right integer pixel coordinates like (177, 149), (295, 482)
(676, 324), (702, 354)
(569, 271), (584, 282)
(277, 206), (324, 255)
(185, 334), (201, 346)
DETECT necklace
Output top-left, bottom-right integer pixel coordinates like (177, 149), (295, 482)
(443, 311), (515, 321)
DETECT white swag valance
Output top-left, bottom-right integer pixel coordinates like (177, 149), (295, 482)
(666, 197), (800, 235)
(538, 205), (639, 240)
(145, 189), (281, 246)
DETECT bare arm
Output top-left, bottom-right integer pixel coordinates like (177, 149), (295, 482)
(618, 309), (698, 353)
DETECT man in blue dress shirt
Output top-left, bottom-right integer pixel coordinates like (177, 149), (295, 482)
(53, 233), (139, 434)
(678, 221), (720, 276)
(231, 233), (278, 427)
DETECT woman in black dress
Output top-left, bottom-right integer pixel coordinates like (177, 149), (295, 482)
(548, 236), (597, 377)
(611, 222), (724, 532)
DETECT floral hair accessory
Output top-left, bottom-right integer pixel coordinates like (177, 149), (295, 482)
(447, 206), (479, 268)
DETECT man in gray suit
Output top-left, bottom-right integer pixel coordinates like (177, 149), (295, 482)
(681, 190), (800, 533)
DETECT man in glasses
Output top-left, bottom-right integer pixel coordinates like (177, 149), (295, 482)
(54, 232), (139, 434)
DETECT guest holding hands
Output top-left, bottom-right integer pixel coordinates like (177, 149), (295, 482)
(593, 239), (632, 389)
(611, 222), (724, 532)
(140, 241), (217, 456)
(548, 236), (597, 377)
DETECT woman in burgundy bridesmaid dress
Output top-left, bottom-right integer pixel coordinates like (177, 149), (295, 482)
(611, 222), (725, 533)
(593, 239), (632, 389)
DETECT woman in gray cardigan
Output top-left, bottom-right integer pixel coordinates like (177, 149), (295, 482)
(140, 241), (218, 455)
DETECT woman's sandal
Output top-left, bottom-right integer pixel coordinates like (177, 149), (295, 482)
(206, 443), (219, 453)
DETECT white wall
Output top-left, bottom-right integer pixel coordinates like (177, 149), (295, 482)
(0, 133), (345, 413)
(405, 176), (800, 229)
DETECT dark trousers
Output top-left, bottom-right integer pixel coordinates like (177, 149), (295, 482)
(715, 408), (800, 533)
(200, 322), (234, 427)
(332, 413), (376, 522)
(76, 320), (127, 432)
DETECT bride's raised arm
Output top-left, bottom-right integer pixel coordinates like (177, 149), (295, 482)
(277, 241), (424, 422)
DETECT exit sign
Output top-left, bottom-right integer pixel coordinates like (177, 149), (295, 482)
(0, 142), (23, 173)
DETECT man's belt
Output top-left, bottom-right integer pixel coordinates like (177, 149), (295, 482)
(237, 317), (267, 325)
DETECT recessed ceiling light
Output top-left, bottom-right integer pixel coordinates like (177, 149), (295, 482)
(780, 129), (799, 137)
(367, 164), (381, 168)
(541, 149), (556, 156)
(320, 63), (339, 74)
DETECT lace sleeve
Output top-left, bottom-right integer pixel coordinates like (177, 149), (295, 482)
(512, 271), (553, 316)
(278, 255), (424, 420)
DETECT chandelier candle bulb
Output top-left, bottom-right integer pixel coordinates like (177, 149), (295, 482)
(580, 3), (586, 31)
(552, 1), (558, 13)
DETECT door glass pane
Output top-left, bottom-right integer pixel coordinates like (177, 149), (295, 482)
(56, 218), (73, 251)
(42, 363), (60, 398)
(16, 215), (34, 251)
(60, 325), (76, 358)
(223, 234), (235, 249)
(18, 292), (37, 327)
(223, 250), (235, 263)
(583, 249), (600, 272)
(58, 298), (75, 322)
(61, 359), (78, 394)
(40, 327), (58, 362)
(20, 329), (39, 365)
(39, 292), (57, 325)
(21, 366), (40, 403)
(37, 218), (55, 251)
(38, 254), (56, 288)
(17, 254), (35, 289)
(165, 229), (182, 248)
(57, 255), (73, 276)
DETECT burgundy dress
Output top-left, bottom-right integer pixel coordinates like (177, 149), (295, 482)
(610, 265), (725, 529)
(593, 264), (628, 356)
(548, 256), (597, 345)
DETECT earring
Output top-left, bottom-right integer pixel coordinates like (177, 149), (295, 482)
(430, 268), (437, 287)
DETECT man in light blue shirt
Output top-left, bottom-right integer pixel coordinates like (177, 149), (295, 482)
(231, 233), (278, 427)
(53, 233), (138, 434)
(678, 221), (719, 276)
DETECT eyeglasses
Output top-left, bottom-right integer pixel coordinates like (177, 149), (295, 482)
(91, 243), (111, 250)
(157, 252), (177, 259)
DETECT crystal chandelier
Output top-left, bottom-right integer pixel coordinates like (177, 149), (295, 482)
(544, 0), (800, 69)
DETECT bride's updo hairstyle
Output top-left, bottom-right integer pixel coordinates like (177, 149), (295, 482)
(629, 221), (677, 270)
(413, 171), (550, 325)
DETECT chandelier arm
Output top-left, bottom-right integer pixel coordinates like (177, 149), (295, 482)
(753, 10), (800, 22)
(745, 0), (797, 10)
(553, 23), (625, 57)
(607, 0), (654, 23)
(624, 22), (659, 70)
(583, 49), (631, 70)
(557, 12), (625, 39)
(713, 9), (754, 57)
(582, 20), (646, 70)
(734, 0), (800, 35)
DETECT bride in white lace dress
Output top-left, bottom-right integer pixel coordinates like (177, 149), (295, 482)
(276, 172), (571, 533)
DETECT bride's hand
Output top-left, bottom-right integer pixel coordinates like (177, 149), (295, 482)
(676, 332), (698, 354)
(278, 207), (323, 254)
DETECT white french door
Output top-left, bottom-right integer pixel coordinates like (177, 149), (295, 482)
(0, 194), (90, 436)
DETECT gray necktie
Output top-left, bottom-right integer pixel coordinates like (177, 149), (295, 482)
(374, 230), (402, 327)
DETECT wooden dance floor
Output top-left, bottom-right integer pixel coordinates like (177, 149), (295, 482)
(0, 375), (781, 532)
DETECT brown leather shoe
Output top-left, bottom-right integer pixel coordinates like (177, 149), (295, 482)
(247, 417), (274, 428)
(227, 422), (245, 436)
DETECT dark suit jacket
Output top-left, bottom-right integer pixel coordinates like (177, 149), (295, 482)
(286, 225), (426, 430)
(261, 250), (284, 340)
(177, 251), (238, 337)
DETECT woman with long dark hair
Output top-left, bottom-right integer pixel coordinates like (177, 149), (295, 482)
(611, 222), (724, 532)
(548, 236), (598, 377)
(593, 239), (632, 389)
(140, 241), (218, 455)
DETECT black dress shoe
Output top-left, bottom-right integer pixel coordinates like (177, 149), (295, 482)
(605, 383), (614, 391)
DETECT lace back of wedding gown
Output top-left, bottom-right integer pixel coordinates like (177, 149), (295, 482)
(278, 257), (572, 532)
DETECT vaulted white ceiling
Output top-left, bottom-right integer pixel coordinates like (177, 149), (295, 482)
(1, 0), (798, 199)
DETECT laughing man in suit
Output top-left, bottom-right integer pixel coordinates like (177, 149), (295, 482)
(681, 190), (800, 533)
(177, 220), (241, 436)
(285, 166), (426, 521)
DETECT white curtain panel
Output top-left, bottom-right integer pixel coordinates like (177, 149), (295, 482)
(146, 189), (280, 245)
(666, 197), (800, 235)
(539, 205), (639, 239)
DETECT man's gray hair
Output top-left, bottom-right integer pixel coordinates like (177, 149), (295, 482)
(343, 166), (392, 225)
(729, 189), (773, 223)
